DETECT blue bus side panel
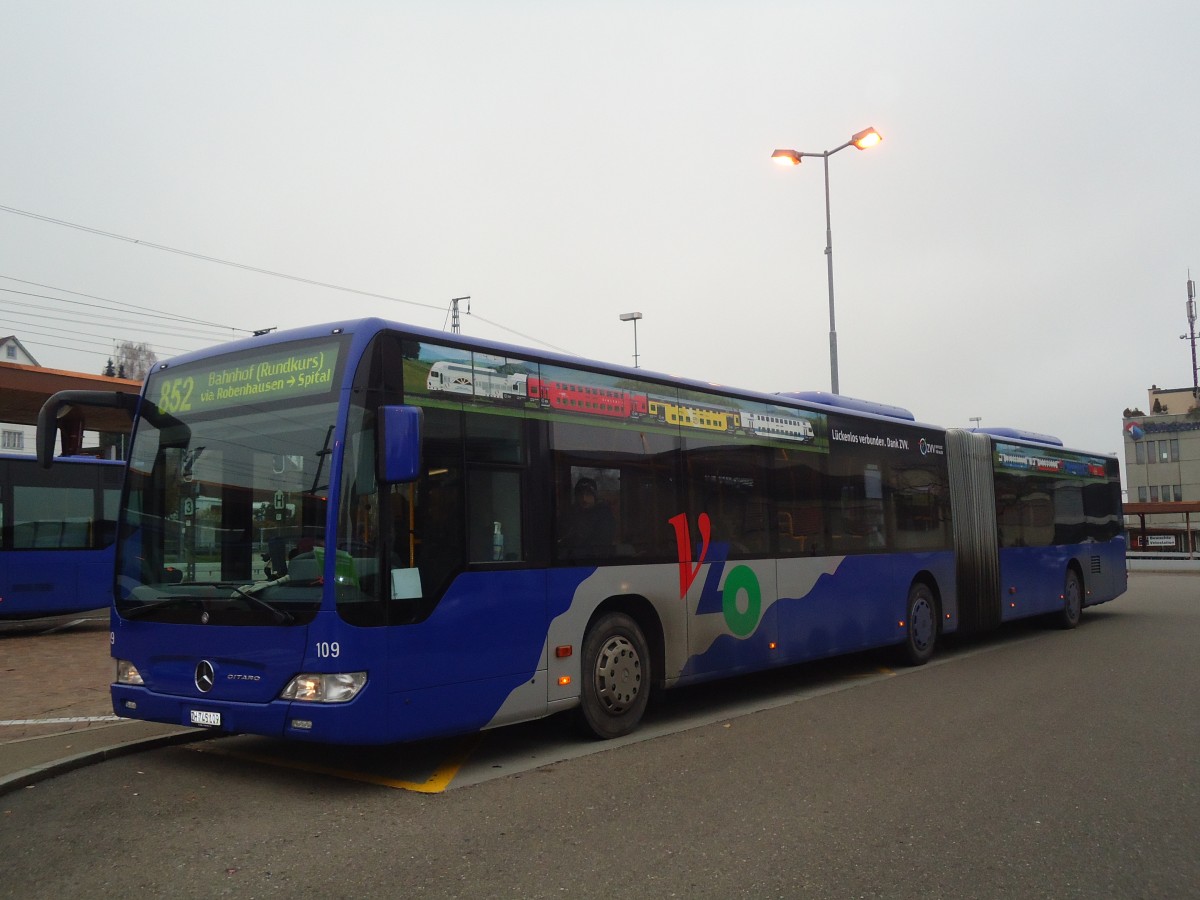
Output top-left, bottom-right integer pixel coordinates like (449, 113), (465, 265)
(376, 569), (587, 740)
(0, 547), (113, 618)
(680, 552), (956, 682)
(998, 539), (1127, 622)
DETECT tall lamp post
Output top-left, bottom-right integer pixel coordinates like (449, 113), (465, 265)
(772, 126), (883, 395)
(619, 312), (643, 368)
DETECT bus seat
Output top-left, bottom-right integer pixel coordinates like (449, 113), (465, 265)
(32, 521), (64, 548)
(60, 520), (91, 548)
(286, 554), (322, 582)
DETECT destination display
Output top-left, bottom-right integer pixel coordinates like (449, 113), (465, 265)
(151, 340), (342, 415)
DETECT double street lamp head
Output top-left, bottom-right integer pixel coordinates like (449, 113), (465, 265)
(771, 126), (883, 165)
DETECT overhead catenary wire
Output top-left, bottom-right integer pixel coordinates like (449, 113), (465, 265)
(0, 275), (246, 333)
(0, 204), (579, 355)
(0, 290), (238, 343)
(0, 311), (199, 357)
(1, 323), (151, 357)
(0, 204), (445, 312)
(0, 275), (246, 362)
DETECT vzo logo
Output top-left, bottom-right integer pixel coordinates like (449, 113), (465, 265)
(669, 512), (762, 637)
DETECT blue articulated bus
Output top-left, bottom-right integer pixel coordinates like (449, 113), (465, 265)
(0, 453), (123, 619)
(37, 319), (1126, 743)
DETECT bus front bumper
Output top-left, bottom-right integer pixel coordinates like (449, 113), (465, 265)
(110, 684), (381, 744)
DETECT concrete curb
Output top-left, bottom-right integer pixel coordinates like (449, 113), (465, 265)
(1, 726), (212, 798)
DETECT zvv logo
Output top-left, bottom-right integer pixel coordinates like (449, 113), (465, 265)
(669, 513), (762, 637)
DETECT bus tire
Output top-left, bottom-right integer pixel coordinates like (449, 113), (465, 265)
(899, 582), (937, 667)
(577, 612), (650, 740)
(1057, 569), (1083, 630)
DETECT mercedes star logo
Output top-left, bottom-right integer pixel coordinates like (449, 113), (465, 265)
(195, 660), (216, 693)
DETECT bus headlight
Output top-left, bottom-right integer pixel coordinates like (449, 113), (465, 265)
(280, 672), (367, 703)
(116, 659), (144, 686)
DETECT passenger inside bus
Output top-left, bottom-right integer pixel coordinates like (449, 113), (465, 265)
(559, 476), (616, 559)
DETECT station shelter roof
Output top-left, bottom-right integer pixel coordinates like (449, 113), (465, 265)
(0, 360), (141, 434)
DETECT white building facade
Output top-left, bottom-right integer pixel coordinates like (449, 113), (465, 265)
(1122, 385), (1200, 551)
(0, 335), (40, 456)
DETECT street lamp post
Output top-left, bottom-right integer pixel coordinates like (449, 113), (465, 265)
(772, 126), (883, 395)
(619, 312), (643, 368)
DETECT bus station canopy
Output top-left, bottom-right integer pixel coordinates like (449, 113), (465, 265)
(0, 360), (141, 434)
(1124, 502), (1200, 516)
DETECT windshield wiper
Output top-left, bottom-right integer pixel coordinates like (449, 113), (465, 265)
(121, 596), (202, 620)
(223, 581), (296, 625)
(123, 581), (297, 624)
(157, 585), (297, 628)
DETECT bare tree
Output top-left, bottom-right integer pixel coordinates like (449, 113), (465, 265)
(107, 341), (158, 381)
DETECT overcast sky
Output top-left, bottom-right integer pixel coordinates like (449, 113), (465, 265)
(2, 1), (1197, 458)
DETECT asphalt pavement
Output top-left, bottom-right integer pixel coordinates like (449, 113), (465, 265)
(5, 572), (1197, 899)
(0, 611), (201, 795)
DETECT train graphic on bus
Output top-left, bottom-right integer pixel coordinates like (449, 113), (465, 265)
(529, 375), (650, 420)
(424, 360), (528, 402)
(739, 411), (816, 442)
(425, 360), (817, 443)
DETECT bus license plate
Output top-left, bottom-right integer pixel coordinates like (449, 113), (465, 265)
(190, 710), (221, 727)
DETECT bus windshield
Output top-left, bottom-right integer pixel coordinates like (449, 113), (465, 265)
(115, 336), (346, 625)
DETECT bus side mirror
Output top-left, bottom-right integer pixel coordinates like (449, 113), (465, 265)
(37, 390), (140, 468)
(377, 405), (423, 484)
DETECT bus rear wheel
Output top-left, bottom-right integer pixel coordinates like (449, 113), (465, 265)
(578, 612), (650, 739)
(1057, 569), (1083, 630)
(900, 582), (938, 666)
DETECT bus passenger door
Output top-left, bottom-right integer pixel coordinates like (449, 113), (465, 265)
(680, 443), (778, 678)
(383, 408), (550, 734)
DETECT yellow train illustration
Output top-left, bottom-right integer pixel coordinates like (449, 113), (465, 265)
(648, 399), (737, 433)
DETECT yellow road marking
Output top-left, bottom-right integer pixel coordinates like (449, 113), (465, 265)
(194, 734), (481, 793)
(848, 666), (895, 679)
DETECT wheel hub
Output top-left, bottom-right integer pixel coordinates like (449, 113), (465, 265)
(911, 597), (934, 651)
(593, 635), (642, 714)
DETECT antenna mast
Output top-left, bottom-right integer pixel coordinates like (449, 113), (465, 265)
(1188, 273), (1198, 400)
(449, 296), (471, 334)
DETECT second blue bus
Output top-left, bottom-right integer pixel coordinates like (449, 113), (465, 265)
(1, 453), (123, 619)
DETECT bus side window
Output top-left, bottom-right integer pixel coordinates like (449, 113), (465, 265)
(410, 469), (463, 599)
(550, 420), (678, 563)
(468, 470), (522, 562)
(14, 483), (94, 550)
(772, 449), (826, 557)
(684, 444), (770, 557)
(464, 413), (525, 564)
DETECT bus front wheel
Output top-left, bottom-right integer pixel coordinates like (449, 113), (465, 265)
(900, 582), (938, 666)
(578, 612), (650, 739)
